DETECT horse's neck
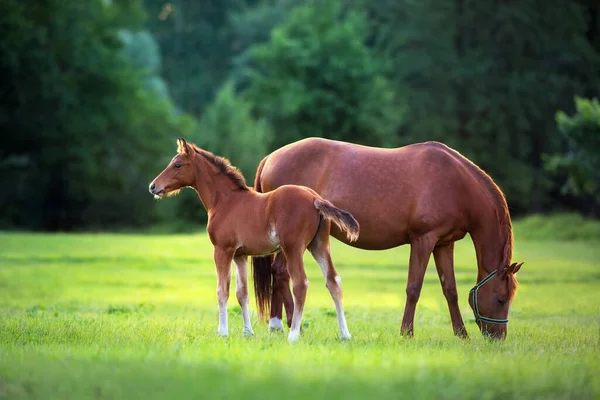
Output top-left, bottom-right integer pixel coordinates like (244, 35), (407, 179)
(470, 219), (511, 279)
(191, 157), (239, 212)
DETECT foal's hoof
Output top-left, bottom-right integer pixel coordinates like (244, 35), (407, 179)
(340, 332), (352, 341)
(217, 329), (229, 337)
(269, 317), (284, 332)
(288, 331), (300, 343)
(243, 327), (255, 337)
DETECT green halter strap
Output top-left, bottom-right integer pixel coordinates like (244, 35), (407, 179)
(469, 270), (509, 325)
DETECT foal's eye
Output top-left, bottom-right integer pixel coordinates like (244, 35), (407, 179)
(174, 163), (181, 169)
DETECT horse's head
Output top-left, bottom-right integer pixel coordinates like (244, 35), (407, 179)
(149, 138), (196, 199)
(468, 262), (523, 339)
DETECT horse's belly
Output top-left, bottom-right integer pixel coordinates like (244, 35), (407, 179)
(330, 223), (409, 250)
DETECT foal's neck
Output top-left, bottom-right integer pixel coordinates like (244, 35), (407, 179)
(190, 155), (247, 213)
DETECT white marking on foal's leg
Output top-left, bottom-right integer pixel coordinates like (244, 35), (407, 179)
(441, 274), (446, 283)
(313, 255), (351, 341)
(288, 281), (308, 343)
(269, 317), (284, 331)
(288, 310), (303, 343)
(217, 300), (228, 337)
(241, 304), (253, 337)
(333, 274), (351, 341)
(239, 296), (253, 337)
(235, 260), (254, 337)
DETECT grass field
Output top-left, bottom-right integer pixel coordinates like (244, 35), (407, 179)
(1, 220), (599, 399)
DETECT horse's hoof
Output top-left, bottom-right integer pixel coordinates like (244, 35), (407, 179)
(243, 327), (254, 337)
(340, 332), (352, 341)
(269, 317), (284, 332)
(288, 331), (300, 343)
(217, 329), (229, 337)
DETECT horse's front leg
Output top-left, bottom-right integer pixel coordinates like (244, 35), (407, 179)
(400, 233), (437, 337)
(214, 247), (234, 337)
(233, 255), (254, 336)
(433, 243), (468, 338)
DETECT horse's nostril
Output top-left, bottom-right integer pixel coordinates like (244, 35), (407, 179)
(150, 183), (156, 191)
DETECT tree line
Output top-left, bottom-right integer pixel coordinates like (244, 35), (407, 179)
(1, 0), (598, 231)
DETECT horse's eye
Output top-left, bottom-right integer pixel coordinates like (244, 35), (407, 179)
(497, 297), (506, 305)
(174, 163), (181, 169)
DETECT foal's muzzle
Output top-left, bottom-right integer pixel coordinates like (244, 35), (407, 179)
(149, 182), (163, 196)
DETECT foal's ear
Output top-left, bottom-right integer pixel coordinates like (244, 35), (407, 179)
(506, 262), (524, 275)
(176, 137), (192, 156)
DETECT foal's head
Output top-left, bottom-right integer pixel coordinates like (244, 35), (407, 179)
(149, 138), (196, 198)
(468, 262), (523, 339)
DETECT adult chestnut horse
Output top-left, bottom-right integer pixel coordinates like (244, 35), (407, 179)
(149, 138), (359, 342)
(252, 138), (524, 339)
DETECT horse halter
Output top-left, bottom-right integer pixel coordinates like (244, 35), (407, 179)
(469, 269), (509, 325)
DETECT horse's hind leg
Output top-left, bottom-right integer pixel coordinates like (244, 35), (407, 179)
(308, 218), (351, 340)
(269, 252), (294, 331)
(433, 243), (468, 338)
(400, 233), (437, 337)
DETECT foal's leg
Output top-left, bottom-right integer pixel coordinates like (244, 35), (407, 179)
(400, 233), (437, 337)
(433, 243), (468, 338)
(281, 248), (309, 343)
(233, 255), (254, 337)
(214, 247), (234, 337)
(308, 219), (351, 340)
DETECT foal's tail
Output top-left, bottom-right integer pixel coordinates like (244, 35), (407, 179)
(252, 156), (274, 322)
(314, 198), (360, 242)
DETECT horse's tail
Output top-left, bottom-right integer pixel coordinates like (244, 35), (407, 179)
(252, 155), (274, 322)
(314, 198), (360, 242)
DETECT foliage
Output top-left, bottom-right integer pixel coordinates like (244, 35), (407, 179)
(544, 97), (600, 202)
(142, 0), (242, 115)
(228, 0), (304, 89)
(244, 0), (403, 150)
(366, 0), (600, 213)
(0, 0), (197, 230)
(0, 231), (599, 398)
(119, 29), (171, 98)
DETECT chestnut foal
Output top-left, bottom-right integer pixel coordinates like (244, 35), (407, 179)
(149, 138), (359, 342)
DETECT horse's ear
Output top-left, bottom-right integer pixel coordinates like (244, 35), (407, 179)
(507, 262), (524, 275)
(177, 137), (191, 156)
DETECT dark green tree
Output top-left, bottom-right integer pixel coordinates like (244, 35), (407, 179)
(0, 0), (197, 230)
(545, 97), (600, 203)
(367, 0), (600, 213)
(142, 0), (242, 115)
(244, 0), (403, 150)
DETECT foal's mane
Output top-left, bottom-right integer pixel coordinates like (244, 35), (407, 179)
(188, 144), (249, 191)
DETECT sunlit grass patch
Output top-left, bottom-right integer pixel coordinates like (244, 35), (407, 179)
(0, 230), (599, 399)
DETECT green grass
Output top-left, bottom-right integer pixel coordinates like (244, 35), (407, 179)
(515, 212), (600, 241)
(1, 225), (599, 399)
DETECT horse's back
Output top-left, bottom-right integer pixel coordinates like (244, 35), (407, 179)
(259, 138), (482, 249)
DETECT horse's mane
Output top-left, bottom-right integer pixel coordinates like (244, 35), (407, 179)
(443, 145), (514, 277)
(189, 144), (249, 191)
